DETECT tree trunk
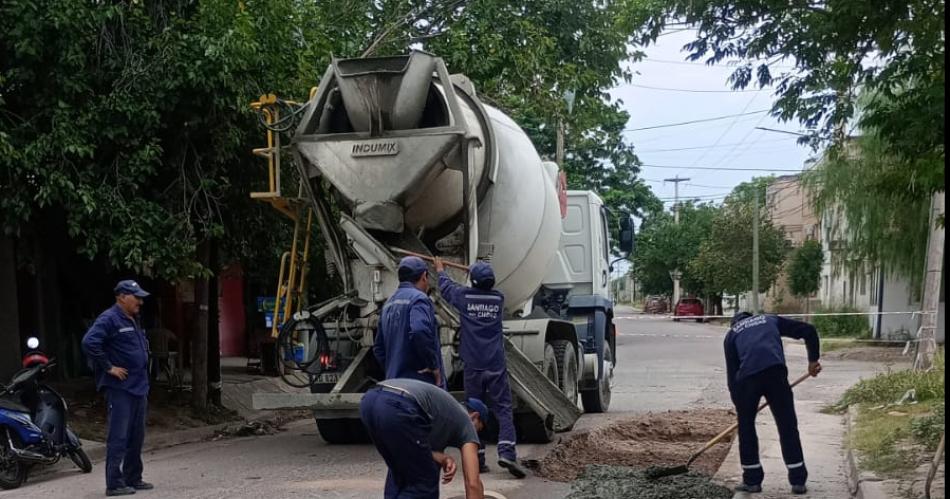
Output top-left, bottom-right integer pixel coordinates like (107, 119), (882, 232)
(192, 242), (210, 412)
(207, 239), (221, 407)
(0, 236), (21, 379)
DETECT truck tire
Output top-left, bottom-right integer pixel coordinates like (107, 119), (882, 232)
(514, 412), (554, 443)
(550, 340), (578, 406)
(316, 418), (370, 445)
(581, 343), (613, 413)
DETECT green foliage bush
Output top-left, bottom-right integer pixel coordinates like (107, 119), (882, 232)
(839, 353), (945, 406)
(813, 306), (871, 338)
(910, 404), (945, 450)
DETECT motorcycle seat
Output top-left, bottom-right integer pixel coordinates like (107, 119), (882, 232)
(0, 397), (30, 414)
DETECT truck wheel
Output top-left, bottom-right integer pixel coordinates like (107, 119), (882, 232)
(581, 343), (613, 413)
(514, 413), (554, 443)
(316, 418), (370, 445)
(550, 340), (578, 406)
(541, 342), (559, 388)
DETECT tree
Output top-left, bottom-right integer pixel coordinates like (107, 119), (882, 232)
(689, 182), (789, 299)
(787, 239), (823, 313)
(804, 128), (933, 289)
(632, 203), (718, 296)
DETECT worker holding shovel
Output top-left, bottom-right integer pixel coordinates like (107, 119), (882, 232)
(725, 312), (822, 495)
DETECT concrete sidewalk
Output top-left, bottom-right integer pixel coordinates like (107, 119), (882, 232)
(716, 399), (851, 498)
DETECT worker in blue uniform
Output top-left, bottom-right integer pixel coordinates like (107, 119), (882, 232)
(81, 280), (155, 497)
(435, 257), (526, 479)
(374, 256), (446, 388)
(360, 378), (486, 499)
(724, 312), (822, 495)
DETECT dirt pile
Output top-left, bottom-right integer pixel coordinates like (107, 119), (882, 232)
(567, 465), (733, 499)
(536, 408), (736, 482)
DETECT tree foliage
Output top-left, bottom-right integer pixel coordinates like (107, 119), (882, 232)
(804, 133), (931, 284)
(787, 239), (823, 298)
(0, 0), (357, 278)
(1, 0), (661, 281)
(633, 203), (718, 296)
(689, 181), (789, 296)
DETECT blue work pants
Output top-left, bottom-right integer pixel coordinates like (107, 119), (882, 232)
(105, 388), (147, 490)
(464, 368), (517, 463)
(734, 365), (807, 487)
(360, 388), (439, 499)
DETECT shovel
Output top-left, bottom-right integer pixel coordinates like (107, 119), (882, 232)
(646, 371), (812, 479)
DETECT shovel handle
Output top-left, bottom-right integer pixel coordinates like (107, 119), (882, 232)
(390, 247), (470, 272)
(686, 371), (812, 466)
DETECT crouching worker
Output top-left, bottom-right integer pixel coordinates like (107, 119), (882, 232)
(360, 378), (486, 499)
(725, 312), (822, 495)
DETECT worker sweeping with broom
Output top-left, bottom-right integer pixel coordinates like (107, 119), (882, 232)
(725, 312), (822, 495)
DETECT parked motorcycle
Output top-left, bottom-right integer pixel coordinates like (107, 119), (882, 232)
(0, 337), (92, 489)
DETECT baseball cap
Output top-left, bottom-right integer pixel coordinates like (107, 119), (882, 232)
(466, 398), (491, 423)
(469, 261), (495, 289)
(114, 280), (150, 298)
(398, 256), (428, 282)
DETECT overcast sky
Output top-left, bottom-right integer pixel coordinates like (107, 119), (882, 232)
(610, 29), (816, 208)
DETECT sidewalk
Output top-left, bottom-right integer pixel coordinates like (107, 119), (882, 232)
(715, 400), (851, 498)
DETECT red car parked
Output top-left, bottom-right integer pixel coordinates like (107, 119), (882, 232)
(673, 297), (705, 322)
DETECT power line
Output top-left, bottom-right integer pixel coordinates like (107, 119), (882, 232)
(624, 110), (770, 132)
(641, 163), (802, 172)
(629, 83), (766, 94)
(685, 91), (762, 173)
(635, 137), (793, 152)
(640, 58), (795, 69)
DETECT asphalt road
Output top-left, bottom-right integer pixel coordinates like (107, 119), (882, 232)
(4, 307), (882, 498)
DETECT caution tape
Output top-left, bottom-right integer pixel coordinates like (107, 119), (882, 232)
(615, 310), (926, 321)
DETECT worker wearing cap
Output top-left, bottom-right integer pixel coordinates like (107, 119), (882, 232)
(435, 258), (526, 479)
(82, 280), (155, 497)
(374, 256), (446, 388)
(360, 378), (486, 499)
(724, 312), (822, 495)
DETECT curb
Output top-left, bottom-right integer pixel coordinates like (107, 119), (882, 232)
(845, 405), (893, 499)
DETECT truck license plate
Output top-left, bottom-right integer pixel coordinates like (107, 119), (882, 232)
(315, 372), (339, 384)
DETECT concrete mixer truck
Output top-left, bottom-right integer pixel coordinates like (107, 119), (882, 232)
(252, 51), (635, 444)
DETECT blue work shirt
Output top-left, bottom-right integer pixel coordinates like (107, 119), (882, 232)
(374, 283), (446, 388)
(81, 304), (150, 397)
(724, 314), (820, 393)
(439, 272), (506, 371)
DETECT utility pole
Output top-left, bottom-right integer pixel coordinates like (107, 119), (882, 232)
(664, 175), (690, 224)
(915, 191), (945, 370)
(665, 175), (690, 305)
(556, 119), (565, 166)
(752, 192), (761, 313)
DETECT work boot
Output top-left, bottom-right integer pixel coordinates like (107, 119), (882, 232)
(734, 483), (763, 493)
(498, 457), (527, 479)
(131, 482), (154, 491)
(791, 484), (807, 495)
(106, 487), (136, 496)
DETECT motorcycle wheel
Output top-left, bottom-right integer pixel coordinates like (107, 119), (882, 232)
(0, 432), (27, 489)
(68, 448), (93, 473)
